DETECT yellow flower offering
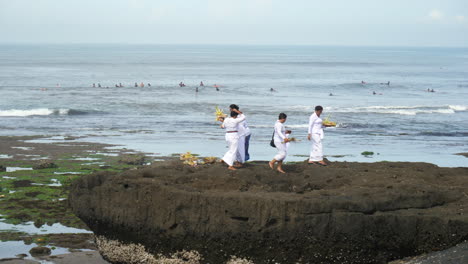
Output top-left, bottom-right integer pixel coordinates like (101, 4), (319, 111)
(215, 106), (227, 121)
(323, 115), (337, 127)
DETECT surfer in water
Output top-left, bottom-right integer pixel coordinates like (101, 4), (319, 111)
(200, 81), (204, 86)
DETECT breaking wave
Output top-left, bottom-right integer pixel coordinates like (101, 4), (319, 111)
(323, 105), (468, 115)
(0, 108), (90, 117)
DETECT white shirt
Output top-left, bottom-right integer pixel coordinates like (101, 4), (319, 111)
(222, 114), (246, 132)
(238, 119), (251, 137)
(273, 120), (286, 142)
(308, 112), (324, 137)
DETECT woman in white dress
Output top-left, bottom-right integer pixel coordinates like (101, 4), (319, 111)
(220, 109), (246, 170)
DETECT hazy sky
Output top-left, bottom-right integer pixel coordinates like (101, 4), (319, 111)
(1, 0), (467, 46)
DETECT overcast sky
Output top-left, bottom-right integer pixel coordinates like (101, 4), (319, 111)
(0, 0), (467, 46)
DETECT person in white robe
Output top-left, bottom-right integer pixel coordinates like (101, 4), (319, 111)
(220, 109), (246, 170)
(307, 105), (331, 166)
(229, 104), (251, 164)
(269, 113), (290, 173)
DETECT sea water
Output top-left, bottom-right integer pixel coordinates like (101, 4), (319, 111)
(0, 44), (467, 167)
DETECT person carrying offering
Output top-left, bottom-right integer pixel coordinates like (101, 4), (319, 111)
(229, 104), (251, 165)
(269, 113), (289, 173)
(307, 105), (333, 166)
(220, 109), (246, 170)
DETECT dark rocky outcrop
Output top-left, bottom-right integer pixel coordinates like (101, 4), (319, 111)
(33, 160), (57, 170)
(29, 246), (51, 257)
(118, 154), (146, 165)
(69, 161), (468, 264)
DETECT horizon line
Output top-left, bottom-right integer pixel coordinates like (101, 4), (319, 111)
(0, 42), (467, 49)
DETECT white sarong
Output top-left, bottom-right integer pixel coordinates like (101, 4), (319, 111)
(236, 135), (246, 163)
(222, 133), (239, 166)
(309, 133), (323, 162)
(274, 141), (287, 161)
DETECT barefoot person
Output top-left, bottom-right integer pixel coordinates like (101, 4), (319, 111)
(229, 104), (251, 165)
(269, 113), (289, 173)
(220, 109), (246, 170)
(307, 105), (331, 166)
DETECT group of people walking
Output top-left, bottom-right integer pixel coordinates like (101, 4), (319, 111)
(219, 104), (330, 173)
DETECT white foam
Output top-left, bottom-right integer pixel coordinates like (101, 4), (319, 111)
(324, 105), (461, 115)
(448, 105), (468, 111)
(285, 124), (309, 128)
(0, 108), (70, 117)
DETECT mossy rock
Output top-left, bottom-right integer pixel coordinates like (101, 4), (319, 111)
(361, 151), (374, 156)
(118, 154), (146, 165)
(33, 160), (58, 170)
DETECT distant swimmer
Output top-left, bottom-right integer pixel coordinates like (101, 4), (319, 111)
(119, 83), (123, 87)
(329, 93), (333, 96)
(270, 88), (277, 92)
(195, 87), (199, 93)
(216, 87), (220, 91)
(373, 91), (377, 95)
(214, 84), (220, 91)
(179, 82), (186, 87)
(361, 81), (366, 85)
(134, 82), (138, 87)
(431, 89), (435, 92)
(140, 82), (144, 87)
(200, 81), (204, 86)
(380, 81), (390, 86)
(93, 83), (96, 88)
(148, 83), (151, 87)
(387, 81), (390, 85)
(98, 83), (101, 88)
(115, 84), (119, 88)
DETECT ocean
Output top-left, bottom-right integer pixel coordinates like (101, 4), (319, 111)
(0, 44), (467, 167)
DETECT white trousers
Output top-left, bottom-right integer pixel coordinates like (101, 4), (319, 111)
(309, 134), (323, 161)
(273, 141), (287, 161)
(236, 135), (246, 163)
(222, 133), (239, 166)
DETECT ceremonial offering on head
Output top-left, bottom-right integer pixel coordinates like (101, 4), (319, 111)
(215, 106), (227, 121)
(323, 115), (337, 127)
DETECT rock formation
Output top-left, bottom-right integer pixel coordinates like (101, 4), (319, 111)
(69, 161), (468, 264)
